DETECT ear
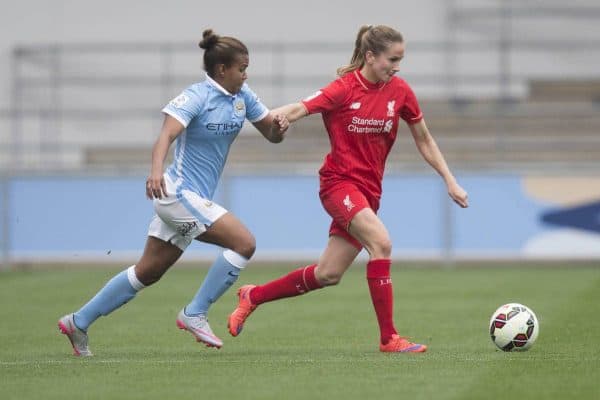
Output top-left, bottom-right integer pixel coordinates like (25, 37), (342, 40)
(364, 50), (376, 65)
(216, 64), (226, 76)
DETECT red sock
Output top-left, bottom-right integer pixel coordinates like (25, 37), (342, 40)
(366, 259), (398, 344)
(249, 264), (322, 305)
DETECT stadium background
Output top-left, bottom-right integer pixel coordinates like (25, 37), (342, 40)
(1, 3), (599, 400)
(1, 0), (600, 267)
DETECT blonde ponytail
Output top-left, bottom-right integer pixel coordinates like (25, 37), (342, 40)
(336, 25), (371, 76)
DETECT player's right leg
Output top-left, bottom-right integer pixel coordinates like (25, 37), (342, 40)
(58, 236), (182, 356)
(228, 235), (359, 337)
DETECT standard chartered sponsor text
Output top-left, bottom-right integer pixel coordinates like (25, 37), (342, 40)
(348, 116), (387, 134)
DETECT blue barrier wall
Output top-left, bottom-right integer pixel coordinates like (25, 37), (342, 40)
(3, 173), (600, 261)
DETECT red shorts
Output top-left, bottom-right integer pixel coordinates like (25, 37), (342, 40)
(319, 182), (380, 250)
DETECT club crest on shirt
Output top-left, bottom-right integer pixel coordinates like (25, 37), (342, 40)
(387, 100), (395, 117)
(234, 99), (245, 117)
(170, 93), (189, 109)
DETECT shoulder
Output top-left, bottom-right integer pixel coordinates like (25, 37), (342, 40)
(239, 83), (256, 97)
(239, 83), (262, 101)
(388, 76), (412, 90)
(186, 81), (211, 99)
(171, 82), (208, 105)
(388, 76), (417, 100)
(323, 74), (352, 98)
(337, 72), (356, 88)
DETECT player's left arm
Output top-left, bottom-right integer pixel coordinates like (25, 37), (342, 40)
(252, 112), (290, 143)
(409, 119), (469, 208)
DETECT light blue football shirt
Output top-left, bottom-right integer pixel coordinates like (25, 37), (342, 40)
(162, 76), (268, 199)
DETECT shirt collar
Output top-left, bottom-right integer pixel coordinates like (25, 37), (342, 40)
(205, 75), (234, 96)
(354, 69), (387, 90)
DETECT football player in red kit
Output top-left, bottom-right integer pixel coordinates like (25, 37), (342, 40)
(228, 25), (468, 353)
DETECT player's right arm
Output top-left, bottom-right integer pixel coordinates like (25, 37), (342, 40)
(146, 115), (184, 199)
(272, 78), (347, 124)
(271, 103), (308, 123)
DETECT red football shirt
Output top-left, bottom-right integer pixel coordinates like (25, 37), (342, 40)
(302, 70), (423, 199)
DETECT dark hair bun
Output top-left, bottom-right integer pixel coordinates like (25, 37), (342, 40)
(199, 29), (219, 50)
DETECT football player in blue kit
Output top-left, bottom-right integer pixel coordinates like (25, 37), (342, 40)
(58, 29), (289, 355)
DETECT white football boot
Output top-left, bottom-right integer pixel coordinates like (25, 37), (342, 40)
(58, 314), (93, 356)
(176, 309), (223, 349)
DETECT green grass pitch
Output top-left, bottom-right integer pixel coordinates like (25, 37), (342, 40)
(1, 264), (599, 399)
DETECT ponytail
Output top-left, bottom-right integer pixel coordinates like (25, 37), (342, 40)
(336, 25), (371, 77)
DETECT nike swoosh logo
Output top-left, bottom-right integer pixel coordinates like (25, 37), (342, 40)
(207, 107), (217, 111)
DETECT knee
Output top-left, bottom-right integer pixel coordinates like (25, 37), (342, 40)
(134, 262), (167, 286)
(316, 269), (343, 286)
(366, 237), (393, 259)
(232, 235), (256, 260)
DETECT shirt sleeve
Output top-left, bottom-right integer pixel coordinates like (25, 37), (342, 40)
(161, 87), (202, 128)
(242, 85), (269, 123)
(400, 84), (424, 124)
(301, 78), (347, 114)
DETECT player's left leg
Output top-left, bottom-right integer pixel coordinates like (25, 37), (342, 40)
(349, 209), (426, 353)
(228, 235), (360, 337)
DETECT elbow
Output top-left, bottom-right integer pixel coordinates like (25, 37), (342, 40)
(268, 134), (284, 144)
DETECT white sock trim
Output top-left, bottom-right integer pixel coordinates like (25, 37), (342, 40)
(127, 265), (146, 291)
(223, 250), (248, 269)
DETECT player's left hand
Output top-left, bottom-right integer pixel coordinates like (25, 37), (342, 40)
(448, 181), (469, 208)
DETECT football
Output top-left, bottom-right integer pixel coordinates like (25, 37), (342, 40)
(489, 303), (539, 351)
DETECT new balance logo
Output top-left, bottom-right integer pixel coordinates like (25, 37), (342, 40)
(343, 194), (355, 211)
(379, 278), (392, 286)
(350, 102), (361, 110)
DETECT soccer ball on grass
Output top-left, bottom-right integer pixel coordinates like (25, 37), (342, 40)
(489, 303), (539, 351)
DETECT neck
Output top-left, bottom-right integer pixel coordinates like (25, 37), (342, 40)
(211, 76), (234, 95)
(359, 66), (380, 84)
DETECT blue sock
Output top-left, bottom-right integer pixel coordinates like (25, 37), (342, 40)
(185, 250), (248, 316)
(73, 266), (145, 331)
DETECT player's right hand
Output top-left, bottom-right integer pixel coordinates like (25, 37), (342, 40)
(146, 173), (167, 199)
(273, 114), (289, 136)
